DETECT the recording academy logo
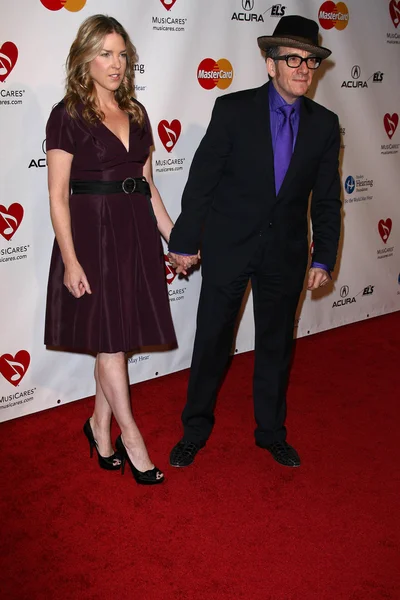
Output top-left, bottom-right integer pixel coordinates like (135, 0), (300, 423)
(160, 0), (177, 9)
(0, 204), (24, 241)
(382, 113), (399, 154)
(158, 120), (181, 152)
(0, 350), (37, 411)
(164, 254), (177, 285)
(377, 218), (394, 260)
(318, 1), (349, 30)
(152, 0), (186, 32)
(232, 1), (285, 22)
(155, 120), (185, 173)
(341, 65), (384, 89)
(163, 255), (188, 303)
(343, 173), (373, 205)
(0, 199), (30, 263)
(0, 41), (18, 83)
(197, 58), (234, 90)
(378, 218), (392, 244)
(0, 41), (27, 106)
(0, 350), (30, 387)
(40, 0), (87, 11)
(384, 113), (398, 139)
(388, 0), (400, 44)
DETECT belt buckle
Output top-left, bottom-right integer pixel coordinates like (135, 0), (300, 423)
(122, 177), (136, 194)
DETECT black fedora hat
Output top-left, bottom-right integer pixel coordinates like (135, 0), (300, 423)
(257, 15), (331, 59)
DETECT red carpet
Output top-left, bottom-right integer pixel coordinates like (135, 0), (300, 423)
(1, 313), (399, 600)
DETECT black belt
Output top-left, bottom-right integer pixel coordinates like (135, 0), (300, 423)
(70, 177), (151, 196)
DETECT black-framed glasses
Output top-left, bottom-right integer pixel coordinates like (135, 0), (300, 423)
(274, 55), (321, 70)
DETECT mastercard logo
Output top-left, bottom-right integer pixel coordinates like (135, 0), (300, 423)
(40, 0), (86, 11)
(197, 58), (234, 90)
(318, 1), (349, 30)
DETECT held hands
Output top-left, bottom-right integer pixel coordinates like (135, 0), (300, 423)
(167, 251), (200, 276)
(64, 261), (92, 298)
(307, 267), (330, 291)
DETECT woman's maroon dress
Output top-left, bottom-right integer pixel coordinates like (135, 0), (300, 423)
(44, 101), (176, 353)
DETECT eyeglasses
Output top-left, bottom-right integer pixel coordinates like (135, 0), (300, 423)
(274, 55), (322, 70)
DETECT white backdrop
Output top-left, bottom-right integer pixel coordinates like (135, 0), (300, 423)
(1, 0), (399, 422)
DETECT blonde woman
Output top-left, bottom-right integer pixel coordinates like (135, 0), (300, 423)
(45, 15), (178, 484)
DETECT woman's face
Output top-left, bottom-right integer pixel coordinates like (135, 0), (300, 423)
(89, 32), (127, 93)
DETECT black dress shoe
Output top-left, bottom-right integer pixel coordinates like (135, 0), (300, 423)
(257, 440), (301, 467)
(170, 440), (202, 467)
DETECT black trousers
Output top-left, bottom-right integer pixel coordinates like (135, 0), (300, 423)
(182, 238), (302, 446)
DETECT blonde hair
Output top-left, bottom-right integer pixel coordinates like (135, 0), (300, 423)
(64, 14), (144, 126)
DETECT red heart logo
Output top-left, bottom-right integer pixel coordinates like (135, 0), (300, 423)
(164, 254), (177, 285)
(383, 113), (399, 139)
(389, 0), (400, 28)
(0, 42), (19, 83)
(160, 0), (177, 10)
(0, 351), (30, 387)
(0, 203), (24, 241)
(158, 120), (181, 153)
(378, 218), (392, 244)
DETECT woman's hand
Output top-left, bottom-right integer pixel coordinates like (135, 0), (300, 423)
(64, 262), (92, 298)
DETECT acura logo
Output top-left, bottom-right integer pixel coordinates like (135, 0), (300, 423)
(351, 65), (361, 80)
(242, 0), (254, 10)
(340, 285), (349, 298)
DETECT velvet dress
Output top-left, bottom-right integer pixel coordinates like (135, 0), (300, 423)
(44, 100), (176, 353)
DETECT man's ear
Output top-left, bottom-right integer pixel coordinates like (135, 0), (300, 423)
(266, 57), (276, 79)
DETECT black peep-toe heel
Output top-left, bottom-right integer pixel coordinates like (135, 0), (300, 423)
(115, 435), (164, 485)
(83, 419), (122, 471)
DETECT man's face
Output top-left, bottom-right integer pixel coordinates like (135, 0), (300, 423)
(267, 46), (316, 104)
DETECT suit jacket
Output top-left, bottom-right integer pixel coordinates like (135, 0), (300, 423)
(169, 81), (341, 288)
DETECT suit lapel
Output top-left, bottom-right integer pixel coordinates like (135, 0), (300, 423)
(276, 97), (313, 201)
(253, 82), (276, 197)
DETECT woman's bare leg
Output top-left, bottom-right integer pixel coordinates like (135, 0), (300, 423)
(89, 356), (117, 458)
(96, 351), (156, 473)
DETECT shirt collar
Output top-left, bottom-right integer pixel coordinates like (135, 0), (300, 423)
(269, 82), (301, 116)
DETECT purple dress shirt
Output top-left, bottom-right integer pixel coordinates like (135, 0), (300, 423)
(269, 84), (330, 276)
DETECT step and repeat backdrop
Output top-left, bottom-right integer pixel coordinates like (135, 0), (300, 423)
(1, 0), (399, 421)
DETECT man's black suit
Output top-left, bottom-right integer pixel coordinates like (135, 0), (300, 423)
(169, 81), (341, 446)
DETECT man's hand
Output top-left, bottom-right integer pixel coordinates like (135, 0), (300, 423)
(307, 267), (330, 290)
(168, 252), (199, 275)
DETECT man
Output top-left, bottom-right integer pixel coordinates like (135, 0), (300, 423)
(168, 15), (341, 468)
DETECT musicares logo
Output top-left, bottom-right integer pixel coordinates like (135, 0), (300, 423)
(164, 255), (177, 285)
(378, 219), (392, 244)
(197, 58), (234, 90)
(0, 351), (30, 387)
(384, 113), (398, 139)
(318, 1), (349, 30)
(0, 42), (18, 83)
(390, 0), (400, 28)
(158, 120), (181, 152)
(40, 0), (86, 11)
(160, 0), (177, 9)
(0, 204), (24, 241)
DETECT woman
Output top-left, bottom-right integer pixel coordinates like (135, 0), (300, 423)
(45, 14), (181, 485)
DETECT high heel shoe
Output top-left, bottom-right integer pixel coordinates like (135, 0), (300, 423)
(83, 418), (122, 471)
(115, 435), (164, 485)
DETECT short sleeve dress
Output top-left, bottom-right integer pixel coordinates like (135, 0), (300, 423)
(44, 100), (177, 354)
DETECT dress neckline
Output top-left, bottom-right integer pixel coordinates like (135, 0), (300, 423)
(100, 116), (130, 154)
